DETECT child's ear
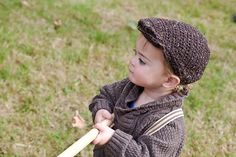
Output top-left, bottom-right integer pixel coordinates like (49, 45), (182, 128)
(163, 75), (180, 89)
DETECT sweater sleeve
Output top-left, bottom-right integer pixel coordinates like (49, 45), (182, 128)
(89, 78), (130, 121)
(104, 122), (184, 157)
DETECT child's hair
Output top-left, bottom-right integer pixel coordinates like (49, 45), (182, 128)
(137, 17), (210, 87)
(175, 84), (192, 95)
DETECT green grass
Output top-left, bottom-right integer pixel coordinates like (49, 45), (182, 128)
(0, 0), (235, 156)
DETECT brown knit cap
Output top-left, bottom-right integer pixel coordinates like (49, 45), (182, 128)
(137, 18), (210, 85)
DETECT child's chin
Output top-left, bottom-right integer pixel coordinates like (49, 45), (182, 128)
(128, 75), (138, 85)
(128, 74), (134, 81)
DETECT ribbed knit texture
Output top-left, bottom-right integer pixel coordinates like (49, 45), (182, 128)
(89, 78), (186, 157)
(137, 18), (210, 85)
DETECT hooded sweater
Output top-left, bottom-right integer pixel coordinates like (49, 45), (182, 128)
(89, 78), (186, 157)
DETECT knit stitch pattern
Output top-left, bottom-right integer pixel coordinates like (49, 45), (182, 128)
(89, 79), (185, 157)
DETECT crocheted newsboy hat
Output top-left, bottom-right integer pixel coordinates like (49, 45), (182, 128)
(137, 18), (210, 85)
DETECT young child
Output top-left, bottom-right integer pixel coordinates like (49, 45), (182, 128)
(88, 17), (210, 157)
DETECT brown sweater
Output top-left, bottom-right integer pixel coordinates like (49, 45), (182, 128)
(89, 78), (186, 157)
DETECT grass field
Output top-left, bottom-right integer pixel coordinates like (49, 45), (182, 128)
(0, 0), (235, 156)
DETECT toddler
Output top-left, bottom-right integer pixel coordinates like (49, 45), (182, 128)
(88, 17), (210, 157)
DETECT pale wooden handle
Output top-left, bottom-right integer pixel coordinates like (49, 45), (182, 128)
(57, 116), (114, 157)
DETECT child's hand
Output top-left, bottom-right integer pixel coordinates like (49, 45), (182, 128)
(92, 123), (115, 145)
(94, 109), (113, 124)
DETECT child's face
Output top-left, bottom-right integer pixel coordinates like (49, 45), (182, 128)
(128, 34), (170, 89)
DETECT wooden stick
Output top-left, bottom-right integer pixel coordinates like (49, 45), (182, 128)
(57, 116), (114, 157)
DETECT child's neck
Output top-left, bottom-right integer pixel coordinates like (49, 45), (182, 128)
(135, 88), (172, 106)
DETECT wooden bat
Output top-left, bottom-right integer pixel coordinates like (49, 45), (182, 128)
(57, 116), (114, 157)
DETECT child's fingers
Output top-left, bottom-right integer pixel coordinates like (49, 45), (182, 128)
(103, 112), (112, 120)
(94, 109), (112, 123)
(92, 135), (101, 145)
(92, 123), (105, 145)
(94, 123), (105, 131)
(95, 116), (104, 123)
(92, 123), (115, 145)
(92, 124), (104, 145)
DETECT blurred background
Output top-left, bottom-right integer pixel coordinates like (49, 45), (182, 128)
(0, 0), (235, 156)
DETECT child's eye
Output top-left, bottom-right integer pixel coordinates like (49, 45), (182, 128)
(139, 58), (146, 65)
